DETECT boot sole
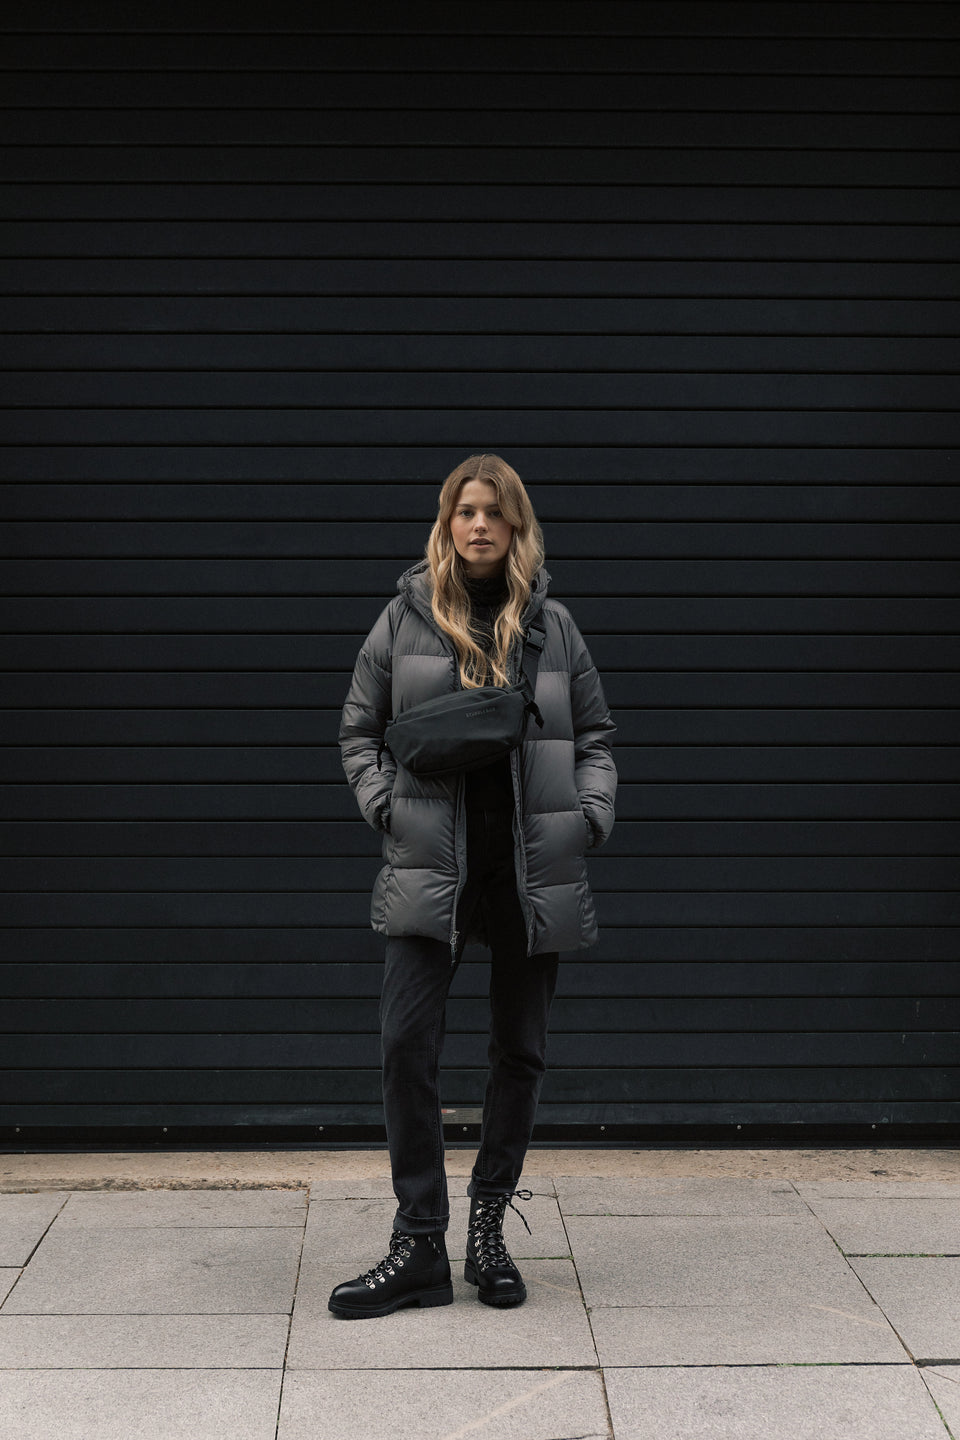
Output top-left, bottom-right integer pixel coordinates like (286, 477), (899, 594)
(463, 1258), (527, 1307)
(328, 1281), (454, 1319)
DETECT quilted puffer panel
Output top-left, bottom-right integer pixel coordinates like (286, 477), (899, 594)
(339, 561), (617, 954)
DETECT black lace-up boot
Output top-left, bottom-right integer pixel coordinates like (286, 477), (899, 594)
(464, 1187), (533, 1307)
(328, 1229), (453, 1319)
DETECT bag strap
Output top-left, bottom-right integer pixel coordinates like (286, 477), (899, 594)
(518, 619), (546, 729)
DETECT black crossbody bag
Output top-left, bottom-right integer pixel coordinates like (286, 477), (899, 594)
(377, 621), (546, 778)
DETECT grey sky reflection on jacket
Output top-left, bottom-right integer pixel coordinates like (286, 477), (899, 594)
(338, 560), (617, 957)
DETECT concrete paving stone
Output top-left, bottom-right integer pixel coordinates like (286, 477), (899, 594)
(555, 1176), (806, 1216)
(0, 1273), (20, 1306)
(922, 1365), (960, 1437)
(800, 1198), (960, 1255)
(287, 1258), (595, 1370)
(850, 1258), (960, 1362)
(301, 1196), (400, 1263)
(0, 1226), (302, 1315)
(589, 1296), (907, 1366)
(302, 1193), (567, 1263)
(0, 1313), (289, 1368)
(277, 1368), (609, 1440)
(0, 1193), (67, 1265)
(52, 1187), (308, 1228)
(603, 1363), (949, 1440)
(0, 1370), (283, 1440)
(797, 1182), (960, 1199)
(304, 1177), (400, 1200)
(564, 1213), (864, 1308)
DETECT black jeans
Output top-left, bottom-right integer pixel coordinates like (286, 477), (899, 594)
(378, 802), (560, 1235)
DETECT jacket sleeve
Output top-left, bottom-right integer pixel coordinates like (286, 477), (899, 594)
(338, 600), (398, 834)
(564, 612), (618, 851)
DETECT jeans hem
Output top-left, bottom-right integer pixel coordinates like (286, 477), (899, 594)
(394, 1207), (449, 1234)
(467, 1174), (519, 1200)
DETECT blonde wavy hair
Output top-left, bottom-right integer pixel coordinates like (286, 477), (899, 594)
(426, 454), (545, 689)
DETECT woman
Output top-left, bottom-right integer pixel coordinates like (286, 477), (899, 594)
(329, 454), (617, 1319)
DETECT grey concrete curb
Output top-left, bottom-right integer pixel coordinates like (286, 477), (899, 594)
(2, 1146), (958, 1191)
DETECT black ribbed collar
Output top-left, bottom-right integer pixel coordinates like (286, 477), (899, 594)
(462, 570), (509, 605)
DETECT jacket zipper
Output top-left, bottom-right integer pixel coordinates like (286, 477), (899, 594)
(448, 647), (467, 964)
(511, 742), (535, 957)
(508, 641), (536, 957)
(398, 575), (533, 963)
(449, 771), (466, 964)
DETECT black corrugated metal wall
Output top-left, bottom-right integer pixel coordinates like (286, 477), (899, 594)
(1, 0), (958, 1144)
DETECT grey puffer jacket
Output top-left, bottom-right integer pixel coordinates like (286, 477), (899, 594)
(339, 561), (617, 958)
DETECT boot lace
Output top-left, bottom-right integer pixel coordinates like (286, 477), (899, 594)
(359, 1230), (418, 1290)
(468, 1188), (533, 1271)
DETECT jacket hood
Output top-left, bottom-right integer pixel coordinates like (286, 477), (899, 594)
(396, 558), (551, 632)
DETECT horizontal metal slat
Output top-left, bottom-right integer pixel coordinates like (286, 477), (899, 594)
(4, 333), (959, 372)
(3, 408), (959, 446)
(2, 889), (957, 926)
(4, 1031), (958, 1069)
(4, 518), (959, 557)
(5, 256), (960, 296)
(5, 370), (958, 409)
(1, 853), (957, 892)
(4, 956), (955, 998)
(4, 996), (958, 1036)
(6, 182), (960, 223)
(3, 817), (958, 859)
(7, 111), (960, 150)
(4, 481), (959, 523)
(1, 924), (952, 963)
(2, 1065), (956, 1104)
(5, 31), (959, 73)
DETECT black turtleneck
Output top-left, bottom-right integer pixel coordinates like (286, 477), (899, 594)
(463, 570), (508, 649)
(462, 568), (515, 810)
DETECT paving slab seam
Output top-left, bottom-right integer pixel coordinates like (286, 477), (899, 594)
(554, 1186), (616, 1439)
(921, 1381), (958, 1440)
(0, 1191), (69, 1313)
(787, 1174), (960, 1438)
(601, 1362), (918, 1369)
(790, 1179), (922, 1361)
(275, 1215), (307, 1440)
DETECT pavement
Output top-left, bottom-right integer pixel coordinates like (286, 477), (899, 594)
(0, 1146), (958, 1439)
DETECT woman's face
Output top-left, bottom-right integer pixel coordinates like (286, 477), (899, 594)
(449, 478), (514, 578)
